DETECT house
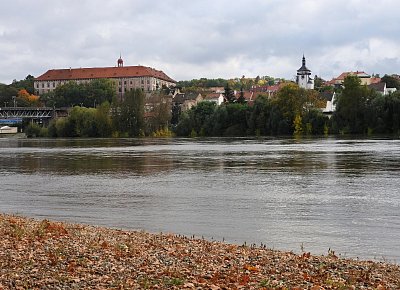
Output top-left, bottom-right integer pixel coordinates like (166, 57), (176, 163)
(144, 92), (172, 115)
(203, 93), (224, 105)
(250, 83), (285, 98)
(327, 71), (381, 87)
(320, 91), (336, 116)
(172, 92), (203, 112)
(0, 126), (18, 134)
(368, 82), (397, 95)
(34, 56), (176, 97)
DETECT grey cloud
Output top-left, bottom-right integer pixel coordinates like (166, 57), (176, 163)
(1, 0), (399, 84)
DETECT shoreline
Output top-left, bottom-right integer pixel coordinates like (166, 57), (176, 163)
(1, 214), (399, 289)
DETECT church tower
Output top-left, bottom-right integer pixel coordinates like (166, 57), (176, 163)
(296, 55), (314, 90)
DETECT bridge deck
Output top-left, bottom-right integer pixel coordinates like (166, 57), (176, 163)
(0, 107), (69, 119)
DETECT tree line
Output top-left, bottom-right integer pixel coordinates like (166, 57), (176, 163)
(175, 83), (328, 137)
(25, 89), (172, 138)
(0, 75), (35, 107)
(176, 76), (283, 91)
(175, 75), (400, 137)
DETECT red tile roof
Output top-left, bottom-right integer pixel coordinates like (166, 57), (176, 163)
(35, 66), (175, 83)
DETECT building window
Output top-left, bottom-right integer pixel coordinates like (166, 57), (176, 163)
(47, 83), (50, 88)
(130, 81), (132, 85)
(124, 81), (127, 85)
(42, 83), (44, 88)
(53, 82), (55, 87)
(141, 80), (144, 84)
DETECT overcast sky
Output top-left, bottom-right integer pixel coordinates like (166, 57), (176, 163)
(1, 0), (399, 84)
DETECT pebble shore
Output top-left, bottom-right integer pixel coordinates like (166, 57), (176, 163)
(1, 214), (399, 289)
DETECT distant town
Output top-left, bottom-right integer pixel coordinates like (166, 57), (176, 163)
(0, 55), (399, 137)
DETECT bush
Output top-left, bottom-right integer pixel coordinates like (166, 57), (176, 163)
(24, 123), (42, 138)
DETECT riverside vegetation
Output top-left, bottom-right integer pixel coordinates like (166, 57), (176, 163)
(1, 214), (399, 289)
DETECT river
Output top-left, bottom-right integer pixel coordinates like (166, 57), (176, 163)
(0, 137), (399, 262)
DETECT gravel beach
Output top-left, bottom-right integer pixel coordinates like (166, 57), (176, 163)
(1, 214), (399, 289)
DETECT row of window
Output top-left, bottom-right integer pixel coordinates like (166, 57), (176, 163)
(35, 79), (173, 91)
(118, 79), (156, 86)
(118, 87), (151, 92)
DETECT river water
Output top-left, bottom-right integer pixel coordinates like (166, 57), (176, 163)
(0, 137), (399, 262)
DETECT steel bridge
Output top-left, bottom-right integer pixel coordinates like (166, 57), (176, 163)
(0, 107), (69, 120)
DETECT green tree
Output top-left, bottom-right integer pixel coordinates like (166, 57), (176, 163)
(49, 79), (116, 108)
(237, 87), (246, 104)
(381, 75), (400, 90)
(95, 102), (113, 137)
(333, 75), (371, 134)
(273, 83), (307, 134)
(112, 89), (145, 137)
(223, 83), (236, 103)
(247, 95), (274, 135)
(144, 92), (172, 135)
(175, 101), (216, 136)
(86, 79), (116, 107)
(302, 109), (329, 135)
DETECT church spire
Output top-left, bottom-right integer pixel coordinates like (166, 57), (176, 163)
(296, 54), (314, 90)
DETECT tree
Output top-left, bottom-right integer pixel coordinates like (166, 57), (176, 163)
(86, 79), (116, 107)
(49, 79), (116, 108)
(237, 87), (246, 104)
(247, 95), (274, 135)
(222, 103), (249, 136)
(381, 75), (400, 90)
(273, 83), (307, 134)
(145, 92), (172, 134)
(333, 75), (371, 134)
(17, 89), (40, 106)
(11, 75), (35, 94)
(223, 83), (236, 103)
(175, 101), (216, 136)
(112, 89), (145, 137)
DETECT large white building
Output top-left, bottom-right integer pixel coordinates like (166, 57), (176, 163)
(34, 57), (176, 97)
(296, 55), (314, 90)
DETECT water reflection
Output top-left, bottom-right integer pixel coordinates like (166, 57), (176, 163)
(0, 137), (399, 262)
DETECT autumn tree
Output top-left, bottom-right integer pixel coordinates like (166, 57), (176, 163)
(18, 89), (40, 106)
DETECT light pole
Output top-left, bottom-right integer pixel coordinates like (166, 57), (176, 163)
(12, 96), (16, 108)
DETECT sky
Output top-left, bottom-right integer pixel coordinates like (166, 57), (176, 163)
(1, 0), (399, 84)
